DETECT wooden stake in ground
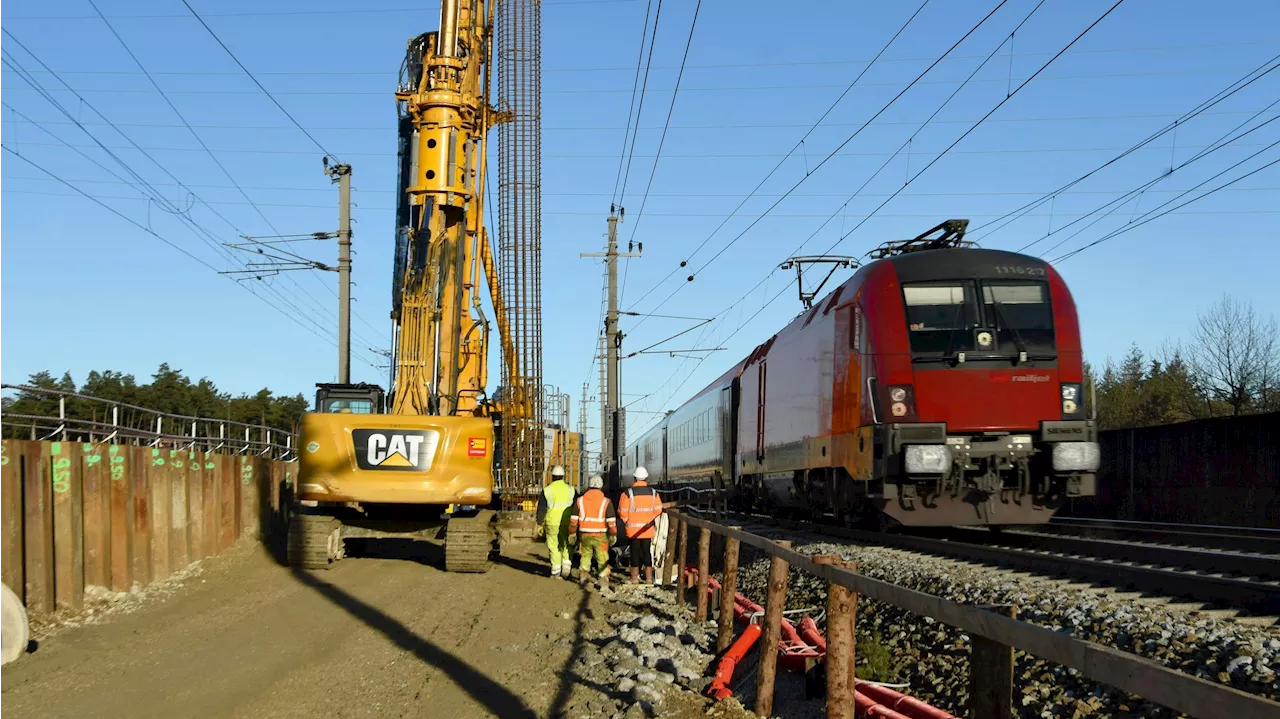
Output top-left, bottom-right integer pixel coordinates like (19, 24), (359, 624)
(695, 527), (711, 622)
(716, 531), (740, 653)
(675, 520), (689, 606)
(755, 539), (791, 717)
(815, 555), (853, 718)
(663, 514), (679, 587)
(970, 604), (1017, 719)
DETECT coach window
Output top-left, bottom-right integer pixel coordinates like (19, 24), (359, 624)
(981, 282), (1055, 353)
(902, 282), (978, 356)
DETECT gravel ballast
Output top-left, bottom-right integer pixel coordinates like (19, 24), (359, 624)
(730, 539), (1280, 718)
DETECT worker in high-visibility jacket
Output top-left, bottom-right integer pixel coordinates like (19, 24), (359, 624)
(567, 474), (617, 587)
(535, 465), (576, 579)
(617, 465), (663, 584)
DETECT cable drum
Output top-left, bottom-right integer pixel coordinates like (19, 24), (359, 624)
(1, 582), (29, 665)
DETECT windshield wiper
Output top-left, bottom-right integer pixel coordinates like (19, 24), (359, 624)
(988, 299), (1033, 363)
(912, 302), (966, 364)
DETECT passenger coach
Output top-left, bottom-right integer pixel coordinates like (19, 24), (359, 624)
(622, 220), (1099, 528)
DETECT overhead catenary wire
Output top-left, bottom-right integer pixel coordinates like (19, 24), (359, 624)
(1025, 109), (1280, 257)
(0, 77), (384, 367)
(0, 33), (386, 350)
(610, 0), (659, 206)
(631, 0), (1018, 330)
(179, 0), (339, 163)
(1051, 141), (1280, 263)
(968, 51), (1280, 245)
(619, 0), (701, 302)
(622, 0), (935, 319)
(1, 145), (383, 368)
(81, 0), (385, 347)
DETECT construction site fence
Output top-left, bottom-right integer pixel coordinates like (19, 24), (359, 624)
(0, 438), (296, 615)
(1, 384), (297, 460)
(664, 510), (1279, 719)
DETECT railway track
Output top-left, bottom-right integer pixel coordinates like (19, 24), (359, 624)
(711, 511), (1280, 622)
(1044, 516), (1280, 556)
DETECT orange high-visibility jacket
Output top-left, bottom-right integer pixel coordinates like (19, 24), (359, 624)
(569, 489), (617, 535)
(618, 480), (663, 539)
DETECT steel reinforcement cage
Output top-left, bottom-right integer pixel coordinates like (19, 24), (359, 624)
(494, 0), (544, 508)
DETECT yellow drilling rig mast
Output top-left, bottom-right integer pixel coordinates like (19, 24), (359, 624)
(290, 0), (542, 573)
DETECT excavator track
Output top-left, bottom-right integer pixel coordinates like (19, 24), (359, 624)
(445, 510), (495, 573)
(287, 514), (344, 570)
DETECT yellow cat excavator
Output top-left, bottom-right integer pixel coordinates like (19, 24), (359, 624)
(289, 0), (515, 573)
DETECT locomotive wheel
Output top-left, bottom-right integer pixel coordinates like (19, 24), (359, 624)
(287, 513), (344, 570)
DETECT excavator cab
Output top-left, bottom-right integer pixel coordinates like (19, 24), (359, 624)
(315, 383), (385, 415)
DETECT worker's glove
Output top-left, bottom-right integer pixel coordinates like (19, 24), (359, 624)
(535, 525), (545, 539)
(568, 534), (578, 546)
(608, 534), (617, 547)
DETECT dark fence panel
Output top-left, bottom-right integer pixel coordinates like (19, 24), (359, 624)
(1064, 412), (1280, 527)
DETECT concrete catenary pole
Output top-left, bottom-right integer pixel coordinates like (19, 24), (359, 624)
(581, 207), (639, 491)
(327, 161), (353, 384)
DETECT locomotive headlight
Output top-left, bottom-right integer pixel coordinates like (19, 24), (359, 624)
(889, 387), (907, 402)
(1052, 442), (1100, 472)
(891, 402), (908, 417)
(1060, 383), (1084, 418)
(883, 384), (917, 421)
(904, 444), (952, 474)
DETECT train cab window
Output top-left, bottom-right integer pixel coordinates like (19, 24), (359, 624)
(902, 282), (979, 356)
(981, 283), (1055, 353)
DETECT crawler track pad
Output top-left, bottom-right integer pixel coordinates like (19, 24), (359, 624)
(445, 510), (495, 573)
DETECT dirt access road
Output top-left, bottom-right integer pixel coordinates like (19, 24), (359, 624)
(1, 538), (634, 719)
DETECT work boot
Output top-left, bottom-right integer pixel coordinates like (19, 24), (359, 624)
(629, 567), (640, 584)
(599, 568), (610, 589)
(644, 566), (655, 585)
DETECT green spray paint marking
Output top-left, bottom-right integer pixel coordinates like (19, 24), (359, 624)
(240, 458), (254, 486)
(109, 445), (125, 481)
(205, 450), (215, 471)
(152, 448), (165, 467)
(1, 444), (8, 467)
(50, 443), (70, 494)
(53, 458), (71, 494)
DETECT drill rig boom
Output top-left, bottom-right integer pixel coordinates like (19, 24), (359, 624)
(392, 0), (514, 418)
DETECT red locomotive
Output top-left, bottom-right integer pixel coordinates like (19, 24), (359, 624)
(622, 220), (1099, 527)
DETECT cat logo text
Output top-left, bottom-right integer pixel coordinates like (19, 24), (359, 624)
(352, 429), (437, 472)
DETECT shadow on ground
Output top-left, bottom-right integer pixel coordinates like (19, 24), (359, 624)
(289, 567), (537, 718)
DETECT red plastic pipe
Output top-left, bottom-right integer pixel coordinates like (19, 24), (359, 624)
(857, 682), (958, 719)
(855, 690), (916, 719)
(707, 623), (762, 700)
(799, 616), (827, 653)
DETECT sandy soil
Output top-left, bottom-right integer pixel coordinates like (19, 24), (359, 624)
(0, 538), (678, 719)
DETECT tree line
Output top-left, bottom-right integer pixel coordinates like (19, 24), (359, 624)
(1091, 295), (1279, 430)
(2, 364), (310, 439)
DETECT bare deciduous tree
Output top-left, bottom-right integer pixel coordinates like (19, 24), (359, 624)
(1186, 295), (1279, 416)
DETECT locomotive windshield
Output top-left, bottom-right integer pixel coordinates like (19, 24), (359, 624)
(903, 280), (1055, 361)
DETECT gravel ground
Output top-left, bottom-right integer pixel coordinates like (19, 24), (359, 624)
(731, 539), (1280, 719)
(568, 583), (760, 719)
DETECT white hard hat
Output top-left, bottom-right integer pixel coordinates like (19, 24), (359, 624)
(551, 465), (565, 478)
(588, 475), (604, 489)
(633, 466), (649, 481)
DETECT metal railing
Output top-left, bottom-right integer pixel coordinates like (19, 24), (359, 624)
(1, 384), (297, 460)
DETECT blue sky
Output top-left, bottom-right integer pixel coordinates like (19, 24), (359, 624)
(2, 0), (1278, 453)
